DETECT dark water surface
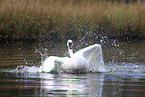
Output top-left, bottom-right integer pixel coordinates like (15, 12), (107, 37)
(0, 40), (145, 97)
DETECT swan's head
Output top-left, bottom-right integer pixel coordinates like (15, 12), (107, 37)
(67, 39), (73, 49)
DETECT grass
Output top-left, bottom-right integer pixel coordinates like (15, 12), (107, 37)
(0, 0), (145, 42)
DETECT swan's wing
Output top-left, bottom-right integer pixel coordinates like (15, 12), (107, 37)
(75, 44), (105, 72)
(39, 56), (69, 72)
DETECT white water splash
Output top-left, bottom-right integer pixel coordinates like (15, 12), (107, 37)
(105, 63), (145, 74)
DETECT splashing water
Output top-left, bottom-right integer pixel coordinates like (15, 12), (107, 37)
(0, 65), (40, 74)
(0, 40), (144, 75)
(1, 62), (145, 75)
(105, 63), (145, 74)
(35, 48), (49, 64)
(2, 48), (144, 74)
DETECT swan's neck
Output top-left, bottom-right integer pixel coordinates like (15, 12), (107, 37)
(68, 49), (73, 57)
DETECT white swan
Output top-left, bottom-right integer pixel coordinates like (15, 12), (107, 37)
(39, 39), (105, 73)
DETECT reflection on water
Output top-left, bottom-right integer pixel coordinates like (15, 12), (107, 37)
(0, 71), (104, 97)
(0, 40), (145, 96)
(40, 73), (104, 97)
(1, 70), (145, 97)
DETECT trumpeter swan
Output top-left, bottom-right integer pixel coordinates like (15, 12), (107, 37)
(39, 39), (105, 73)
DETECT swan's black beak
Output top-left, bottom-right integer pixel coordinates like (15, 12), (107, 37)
(69, 43), (73, 49)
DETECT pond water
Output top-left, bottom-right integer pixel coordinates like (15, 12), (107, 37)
(0, 40), (145, 97)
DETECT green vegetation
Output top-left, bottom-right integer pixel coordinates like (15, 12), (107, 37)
(0, 0), (145, 42)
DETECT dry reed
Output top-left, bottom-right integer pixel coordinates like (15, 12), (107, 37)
(0, 0), (145, 42)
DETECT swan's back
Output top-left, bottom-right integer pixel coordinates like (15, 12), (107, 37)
(62, 55), (89, 73)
